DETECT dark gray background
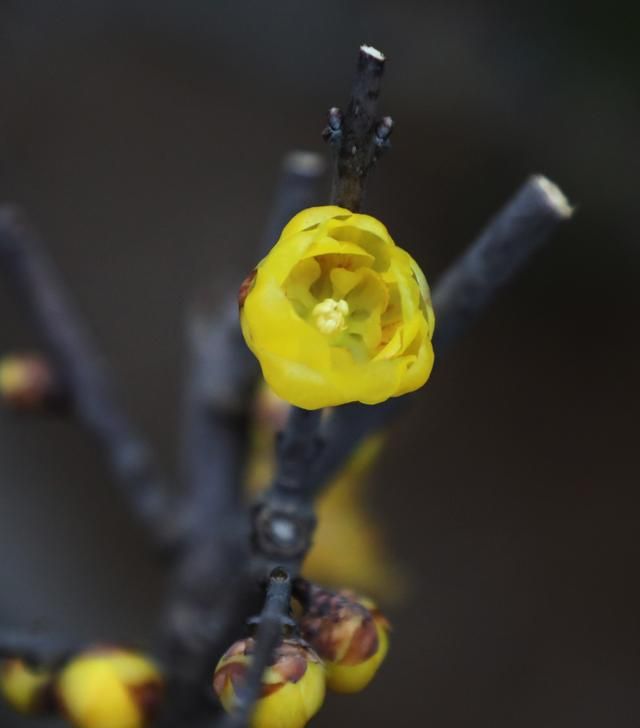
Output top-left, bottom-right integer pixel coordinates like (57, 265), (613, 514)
(1, 1), (638, 726)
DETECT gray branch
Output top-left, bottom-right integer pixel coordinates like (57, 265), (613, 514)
(0, 206), (176, 551)
(327, 45), (389, 211)
(304, 175), (574, 495)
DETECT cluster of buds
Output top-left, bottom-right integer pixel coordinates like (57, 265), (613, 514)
(0, 646), (163, 728)
(213, 582), (390, 728)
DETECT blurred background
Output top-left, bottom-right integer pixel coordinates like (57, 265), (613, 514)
(0, 1), (638, 726)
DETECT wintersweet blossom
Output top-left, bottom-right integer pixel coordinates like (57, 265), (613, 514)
(240, 206), (435, 409)
(56, 648), (163, 728)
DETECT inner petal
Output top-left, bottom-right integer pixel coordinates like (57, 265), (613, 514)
(283, 257), (322, 317)
(341, 268), (389, 355)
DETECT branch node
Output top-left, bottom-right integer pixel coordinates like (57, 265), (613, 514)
(322, 107), (343, 145)
(374, 115), (394, 155)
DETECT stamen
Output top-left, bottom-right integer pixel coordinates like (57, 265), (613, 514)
(312, 298), (349, 335)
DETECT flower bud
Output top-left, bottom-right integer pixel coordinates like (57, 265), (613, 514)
(0, 354), (63, 411)
(56, 647), (163, 728)
(298, 584), (390, 693)
(0, 659), (54, 714)
(213, 637), (325, 728)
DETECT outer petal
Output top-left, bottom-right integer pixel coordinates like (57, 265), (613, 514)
(280, 206), (350, 240)
(251, 662), (325, 728)
(325, 624), (389, 694)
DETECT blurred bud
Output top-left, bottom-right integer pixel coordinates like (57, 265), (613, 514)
(56, 647), (163, 728)
(0, 659), (54, 714)
(298, 583), (390, 693)
(213, 637), (325, 728)
(0, 354), (63, 411)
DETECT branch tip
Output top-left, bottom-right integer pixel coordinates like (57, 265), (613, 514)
(531, 175), (574, 219)
(360, 44), (385, 62)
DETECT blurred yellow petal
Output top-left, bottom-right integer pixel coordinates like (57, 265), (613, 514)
(56, 648), (163, 728)
(0, 659), (52, 715)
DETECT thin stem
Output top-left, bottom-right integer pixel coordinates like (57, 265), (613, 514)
(216, 569), (292, 728)
(0, 206), (175, 551)
(176, 151), (327, 541)
(328, 45), (388, 211)
(0, 630), (78, 668)
(251, 408), (322, 576)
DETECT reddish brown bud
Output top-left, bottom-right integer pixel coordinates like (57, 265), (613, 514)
(298, 583), (390, 693)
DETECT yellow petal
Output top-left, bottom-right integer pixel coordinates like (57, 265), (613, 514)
(325, 623), (389, 694)
(240, 207), (435, 409)
(279, 206), (351, 239)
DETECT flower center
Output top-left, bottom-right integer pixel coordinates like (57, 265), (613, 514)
(312, 298), (349, 335)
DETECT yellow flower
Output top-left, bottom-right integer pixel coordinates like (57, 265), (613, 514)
(0, 659), (53, 714)
(298, 585), (390, 694)
(240, 206), (435, 409)
(56, 647), (163, 728)
(214, 637), (325, 728)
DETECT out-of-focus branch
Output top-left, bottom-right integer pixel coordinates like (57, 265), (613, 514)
(0, 630), (77, 668)
(215, 569), (292, 728)
(177, 151), (327, 542)
(0, 206), (175, 551)
(432, 175), (573, 349)
(325, 45), (392, 212)
(155, 153), (325, 728)
(303, 175), (574, 495)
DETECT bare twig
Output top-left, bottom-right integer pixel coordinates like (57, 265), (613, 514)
(177, 151), (327, 541)
(432, 175), (573, 349)
(326, 45), (390, 211)
(216, 569), (292, 728)
(0, 630), (78, 668)
(0, 206), (175, 551)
